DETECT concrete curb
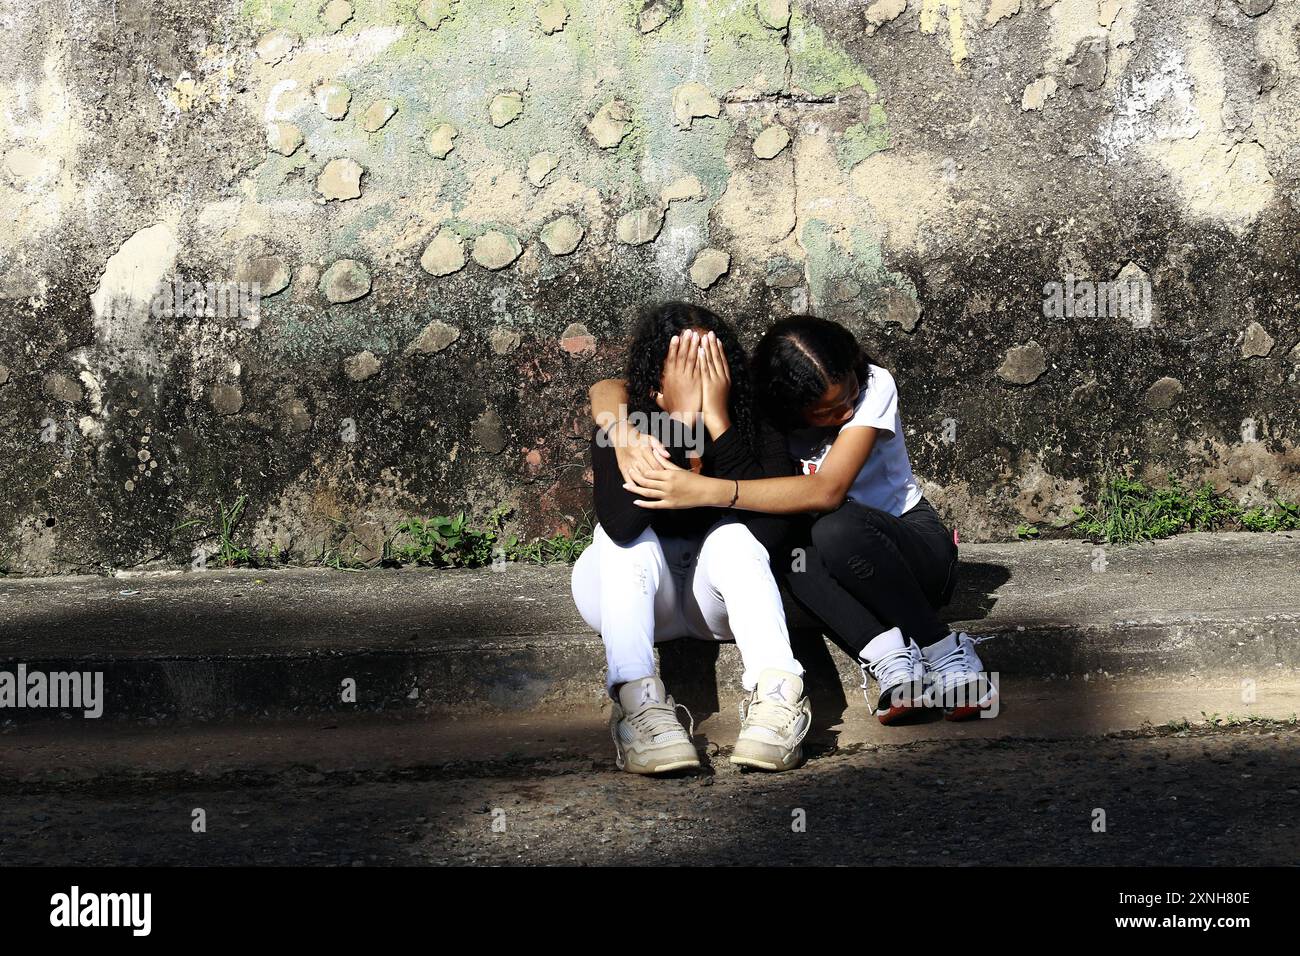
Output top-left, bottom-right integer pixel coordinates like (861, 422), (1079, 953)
(0, 533), (1296, 723)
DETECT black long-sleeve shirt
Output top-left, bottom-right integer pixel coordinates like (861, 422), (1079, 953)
(590, 418), (797, 558)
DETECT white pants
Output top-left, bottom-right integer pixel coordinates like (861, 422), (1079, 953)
(571, 518), (802, 692)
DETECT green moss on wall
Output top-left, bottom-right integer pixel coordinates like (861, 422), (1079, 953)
(788, 6), (878, 98)
(838, 103), (889, 168)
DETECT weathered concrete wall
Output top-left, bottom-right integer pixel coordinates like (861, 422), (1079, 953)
(1, 0), (1297, 572)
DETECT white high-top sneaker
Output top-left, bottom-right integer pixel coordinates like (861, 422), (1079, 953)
(609, 676), (700, 774)
(922, 631), (997, 720)
(730, 669), (812, 772)
(858, 627), (926, 725)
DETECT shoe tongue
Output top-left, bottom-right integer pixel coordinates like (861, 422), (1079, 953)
(921, 631), (960, 663)
(756, 669), (802, 705)
(619, 676), (666, 713)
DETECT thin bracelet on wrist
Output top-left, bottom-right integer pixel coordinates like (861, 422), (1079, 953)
(727, 479), (739, 509)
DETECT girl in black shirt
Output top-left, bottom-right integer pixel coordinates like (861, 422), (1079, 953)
(571, 302), (812, 775)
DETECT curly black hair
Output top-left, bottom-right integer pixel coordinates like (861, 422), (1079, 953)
(751, 315), (879, 431)
(624, 301), (757, 453)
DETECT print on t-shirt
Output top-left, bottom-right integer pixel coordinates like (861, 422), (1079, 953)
(798, 446), (830, 476)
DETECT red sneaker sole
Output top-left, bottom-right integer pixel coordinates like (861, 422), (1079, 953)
(877, 702), (921, 725)
(944, 692), (998, 721)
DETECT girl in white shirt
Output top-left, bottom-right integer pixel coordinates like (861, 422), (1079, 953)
(617, 316), (996, 723)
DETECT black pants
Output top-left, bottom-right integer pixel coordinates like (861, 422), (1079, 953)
(782, 497), (958, 656)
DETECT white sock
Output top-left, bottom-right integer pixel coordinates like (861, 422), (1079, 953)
(860, 626), (906, 663)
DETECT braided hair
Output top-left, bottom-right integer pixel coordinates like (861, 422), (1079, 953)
(751, 315), (878, 432)
(624, 301), (757, 453)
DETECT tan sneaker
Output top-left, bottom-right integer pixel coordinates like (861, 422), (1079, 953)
(730, 669), (812, 772)
(609, 677), (700, 774)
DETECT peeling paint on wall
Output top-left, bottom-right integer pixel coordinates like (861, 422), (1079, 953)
(0, 0), (1297, 572)
(920, 0), (969, 69)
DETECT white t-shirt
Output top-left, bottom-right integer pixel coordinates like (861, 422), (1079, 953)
(785, 364), (923, 517)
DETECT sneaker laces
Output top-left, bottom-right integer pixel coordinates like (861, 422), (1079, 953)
(611, 699), (694, 770)
(739, 691), (800, 736)
(630, 700), (695, 741)
(927, 633), (994, 694)
(858, 644), (919, 714)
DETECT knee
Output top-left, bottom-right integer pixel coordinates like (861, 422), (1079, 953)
(585, 526), (668, 598)
(810, 508), (861, 562)
(811, 508), (885, 581)
(570, 547), (601, 631)
(699, 522), (770, 580)
(599, 523), (665, 568)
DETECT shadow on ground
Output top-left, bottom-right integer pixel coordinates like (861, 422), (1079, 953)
(3, 721), (1295, 866)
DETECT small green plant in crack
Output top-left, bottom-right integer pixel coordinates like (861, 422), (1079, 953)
(215, 495), (251, 565)
(510, 512), (593, 564)
(1073, 475), (1300, 544)
(174, 495), (285, 569)
(173, 500), (592, 571)
(1014, 523), (1040, 540)
(386, 506), (511, 568)
(1240, 499), (1300, 532)
(385, 505), (591, 568)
